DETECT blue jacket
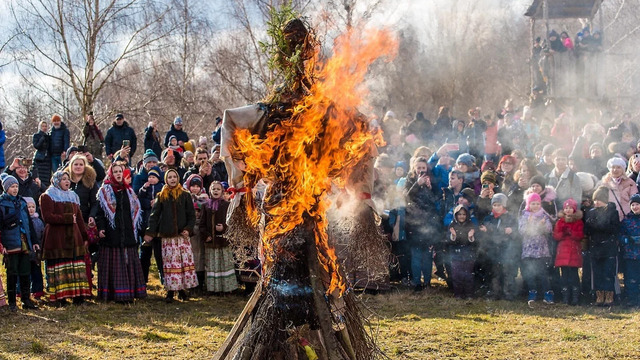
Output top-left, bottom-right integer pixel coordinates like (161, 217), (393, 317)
(163, 125), (189, 148)
(49, 122), (70, 155)
(0, 194), (32, 251)
(621, 212), (640, 260)
(105, 121), (137, 158)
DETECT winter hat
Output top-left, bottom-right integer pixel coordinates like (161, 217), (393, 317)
(168, 135), (177, 144)
(630, 193), (640, 206)
(173, 116), (183, 125)
(23, 197), (35, 206)
(589, 142), (604, 154)
(143, 149), (159, 164)
(480, 170), (498, 185)
(563, 198), (578, 212)
(198, 136), (208, 146)
(185, 174), (203, 189)
(491, 193), (508, 208)
(481, 161), (496, 173)
(460, 188), (476, 203)
(542, 143), (556, 156)
(607, 157), (627, 170)
(147, 166), (161, 180)
(456, 153), (476, 168)
(183, 151), (193, 159)
(66, 146), (79, 159)
(115, 113), (124, 120)
(1, 173), (18, 191)
(529, 175), (547, 188)
(51, 114), (62, 123)
(395, 161), (408, 172)
(576, 172), (598, 193)
(592, 186), (610, 203)
(525, 192), (542, 211)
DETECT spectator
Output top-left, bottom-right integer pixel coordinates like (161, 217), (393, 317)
(4, 158), (44, 206)
(621, 193), (640, 307)
(553, 198), (584, 305)
(464, 108), (486, 162)
(600, 157), (638, 221)
(211, 116), (222, 145)
(144, 120), (163, 160)
(49, 114), (70, 172)
(96, 164), (146, 302)
(546, 149), (582, 208)
(406, 112), (432, 145)
(62, 146), (106, 183)
(32, 121), (51, 187)
(138, 166), (164, 285)
(104, 113), (137, 161)
(132, 150), (160, 193)
(23, 197), (45, 300)
(164, 116), (189, 148)
(161, 148), (186, 182)
(447, 205), (477, 299)
(497, 113), (528, 157)
(210, 146), (227, 182)
(82, 112), (104, 161)
(524, 175), (558, 218)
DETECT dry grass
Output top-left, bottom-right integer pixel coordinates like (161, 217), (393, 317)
(1, 273), (640, 359)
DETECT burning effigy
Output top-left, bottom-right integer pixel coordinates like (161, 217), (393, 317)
(214, 11), (396, 360)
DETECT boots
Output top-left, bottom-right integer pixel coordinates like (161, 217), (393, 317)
(527, 290), (537, 304)
(595, 290), (605, 306)
(165, 291), (175, 303)
(543, 291), (554, 304)
(178, 290), (189, 301)
(604, 291), (614, 306)
(19, 276), (38, 310)
(7, 275), (17, 312)
(571, 286), (580, 306)
(561, 288), (570, 304)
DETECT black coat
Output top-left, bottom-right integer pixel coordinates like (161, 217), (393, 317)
(70, 179), (99, 223)
(32, 131), (50, 161)
(404, 176), (442, 246)
(105, 121), (137, 158)
(163, 125), (189, 148)
(144, 126), (163, 159)
(97, 189), (137, 248)
(584, 202), (620, 258)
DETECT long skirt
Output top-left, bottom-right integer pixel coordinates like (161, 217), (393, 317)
(205, 246), (238, 293)
(190, 224), (205, 272)
(0, 274), (6, 307)
(46, 257), (92, 301)
(161, 236), (198, 291)
(97, 246), (147, 301)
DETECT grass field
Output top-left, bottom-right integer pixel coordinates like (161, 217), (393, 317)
(1, 275), (640, 359)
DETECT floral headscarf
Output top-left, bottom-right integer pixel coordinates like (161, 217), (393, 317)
(104, 164), (130, 192)
(45, 170), (80, 205)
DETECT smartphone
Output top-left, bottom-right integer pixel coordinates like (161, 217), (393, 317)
(77, 145), (87, 153)
(449, 143), (460, 151)
(20, 158), (32, 167)
(122, 140), (130, 147)
(420, 171), (427, 177)
(482, 184), (489, 189)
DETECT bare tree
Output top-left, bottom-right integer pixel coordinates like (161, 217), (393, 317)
(9, 0), (175, 127)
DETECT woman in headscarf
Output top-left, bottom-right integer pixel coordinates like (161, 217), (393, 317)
(39, 170), (91, 305)
(96, 164), (146, 303)
(143, 168), (197, 302)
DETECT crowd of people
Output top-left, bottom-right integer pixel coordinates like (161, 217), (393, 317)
(0, 100), (639, 312)
(0, 112), (234, 311)
(373, 103), (640, 308)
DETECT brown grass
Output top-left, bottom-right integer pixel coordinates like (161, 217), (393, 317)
(0, 273), (639, 359)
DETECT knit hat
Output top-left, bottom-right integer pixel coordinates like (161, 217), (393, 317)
(529, 175), (547, 188)
(481, 161), (496, 173)
(51, 114), (62, 123)
(147, 166), (161, 180)
(185, 174), (203, 189)
(592, 186), (610, 203)
(23, 197), (35, 206)
(542, 143), (556, 156)
(460, 188), (476, 203)
(173, 116), (183, 125)
(630, 193), (640, 206)
(66, 146), (79, 159)
(183, 151), (193, 159)
(480, 170), (498, 185)
(576, 172), (598, 193)
(491, 193), (508, 207)
(525, 192), (542, 211)
(143, 149), (159, 164)
(1, 173), (18, 191)
(168, 135), (177, 144)
(115, 113), (124, 120)
(198, 136), (207, 146)
(563, 198), (578, 212)
(456, 153), (476, 168)
(607, 157), (627, 170)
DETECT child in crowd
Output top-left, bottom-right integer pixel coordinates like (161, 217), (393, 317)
(185, 174), (209, 293)
(553, 198), (584, 305)
(519, 192), (554, 305)
(201, 181), (238, 294)
(479, 193), (520, 301)
(168, 135), (184, 154)
(621, 193), (640, 307)
(584, 186), (620, 306)
(447, 205), (477, 299)
(23, 197), (45, 299)
(144, 168), (197, 302)
(0, 174), (39, 311)
(138, 166), (164, 284)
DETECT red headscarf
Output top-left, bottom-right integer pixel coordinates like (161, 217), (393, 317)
(104, 164), (131, 192)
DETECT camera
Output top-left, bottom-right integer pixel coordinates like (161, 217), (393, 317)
(20, 158), (32, 167)
(77, 145), (87, 153)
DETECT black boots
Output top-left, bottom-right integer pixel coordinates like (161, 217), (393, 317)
(571, 286), (580, 306)
(19, 276), (38, 310)
(178, 290), (189, 301)
(561, 288), (570, 305)
(165, 291), (175, 303)
(7, 275), (17, 312)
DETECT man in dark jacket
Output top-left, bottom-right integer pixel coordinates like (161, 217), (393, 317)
(49, 114), (70, 171)
(163, 116), (189, 148)
(144, 120), (163, 159)
(105, 113), (137, 161)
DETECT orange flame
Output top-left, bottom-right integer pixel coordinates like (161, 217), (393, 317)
(235, 28), (397, 296)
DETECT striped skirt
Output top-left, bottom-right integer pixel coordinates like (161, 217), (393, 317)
(0, 274), (6, 307)
(97, 246), (147, 301)
(46, 257), (92, 301)
(161, 236), (198, 291)
(205, 246), (238, 293)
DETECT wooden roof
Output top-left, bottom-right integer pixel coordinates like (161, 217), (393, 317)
(524, 0), (603, 19)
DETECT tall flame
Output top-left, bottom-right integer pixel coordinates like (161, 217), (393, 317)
(235, 28), (397, 295)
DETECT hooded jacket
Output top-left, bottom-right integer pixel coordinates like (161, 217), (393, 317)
(553, 209), (584, 267)
(105, 120), (137, 158)
(163, 124), (189, 148)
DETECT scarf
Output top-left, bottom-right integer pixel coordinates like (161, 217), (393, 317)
(44, 170), (80, 205)
(104, 165), (131, 192)
(207, 197), (222, 211)
(97, 183), (142, 239)
(157, 169), (187, 202)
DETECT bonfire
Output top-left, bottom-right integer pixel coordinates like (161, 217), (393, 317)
(214, 9), (396, 360)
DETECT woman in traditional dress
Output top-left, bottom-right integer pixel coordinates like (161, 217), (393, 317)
(96, 164), (146, 302)
(143, 168), (197, 302)
(201, 181), (237, 293)
(40, 170), (91, 305)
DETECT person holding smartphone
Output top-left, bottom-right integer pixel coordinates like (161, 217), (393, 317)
(105, 113), (137, 161)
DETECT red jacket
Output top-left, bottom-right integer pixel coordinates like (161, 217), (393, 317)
(553, 216), (584, 267)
